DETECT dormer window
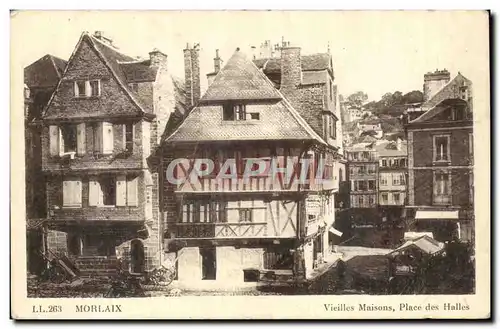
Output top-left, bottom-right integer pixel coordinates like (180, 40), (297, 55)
(74, 80), (101, 98)
(223, 104), (260, 121)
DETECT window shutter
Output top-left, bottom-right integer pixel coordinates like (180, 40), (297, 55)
(93, 123), (102, 153)
(102, 122), (114, 154)
(73, 81), (79, 97)
(76, 123), (86, 156)
(89, 179), (100, 206)
(116, 175), (127, 206)
(85, 81), (92, 97)
(127, 176), (138, 206)
(49, 125), (59, 156)
(74, 180), (82, 207)
(58, 127), (65, 155)
(63, 180), (81, 207)
(63, 181), (71, 206)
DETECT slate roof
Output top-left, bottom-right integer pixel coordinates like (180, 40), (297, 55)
(389, 235), (445, 256)
(119, 60), (158, 82)
(200, 49), (283, 102)
(253, 53), (332, 74)
(43, 32), (179, 119)
(410, 98), (469, 124)
(24, 54), (67, 88)
(165, 49), (326, 144)
(374, 140), (407, 157)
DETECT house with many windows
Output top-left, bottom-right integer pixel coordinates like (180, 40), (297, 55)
(155, 41), (343, 286)
(405, 74), (474, 242)
(39, 31), (184, 275)
(377, 139), (407, 223)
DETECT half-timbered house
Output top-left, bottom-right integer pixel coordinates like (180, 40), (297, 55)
(157, 42), (343, 286)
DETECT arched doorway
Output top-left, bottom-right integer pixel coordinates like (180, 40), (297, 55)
(130, 239), (145, 274)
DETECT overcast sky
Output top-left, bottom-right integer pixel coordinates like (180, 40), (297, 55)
(13, 11), (489, 101)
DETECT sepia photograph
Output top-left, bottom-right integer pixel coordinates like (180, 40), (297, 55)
(11, 10), (490, 319)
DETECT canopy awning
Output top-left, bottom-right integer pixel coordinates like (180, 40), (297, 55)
(415, 210), (459, 220)
(329, 227), (343, 237)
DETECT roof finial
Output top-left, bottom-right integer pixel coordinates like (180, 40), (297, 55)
(327, 41), (331, 54)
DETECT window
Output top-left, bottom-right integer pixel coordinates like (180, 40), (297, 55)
(400, 158), (407, 167)
(469, 171), (474, 205)
(393, 193), (400, 204)
(469, 133), (473, 163)
(368, 195), (375, 206)
(380, 173), (388, 186)
(62, 179), (82, 208)
(460, 86), (469, 101)
(130, 83), (139, 92)
(329, 115), (337, 139)
(368, 180), (376, 191)
(239, 209), (253, 222)
(74, 81), (86, 97)
(381, 193), (388, 204)
(433, 135), (450, 162)
(381, 159), (387, 167)
(223, 104), (257, 121)
(60, 125), (77, 153)
(433, 172), (451, 205)
(90, 80), (100, 96)
(393, 173), (401, 185)
(74, 80), (101, 98)
(100, 176), (116, 206)
(90, 122), (114, 155)
(124, 123), (134, 152)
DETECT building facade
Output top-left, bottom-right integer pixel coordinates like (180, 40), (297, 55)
(346, 144), (378, 210)
(39, 31), (182, 275)
(157, 42), (343, 287)
(406, 74), (474, 242)
(24, 54), (67, 274)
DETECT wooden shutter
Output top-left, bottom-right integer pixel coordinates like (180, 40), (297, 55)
(102, 122), (114, 154)
(127, 176), (138, 206)
(62, 180), (71, 206)
(93, 123), (102, 153)
(73, 81), (79, 97)
(116, 175), (127, 206)
(63, 180), (81, 207)
(49, 125), (59, 156)
(73, 180), (82, 207)
(85, 81), (92, 97)
(76, 123), (86, 156)
(89, 178), (100, 206)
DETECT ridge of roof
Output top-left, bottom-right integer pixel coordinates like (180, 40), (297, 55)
(200, 49), (283, 102)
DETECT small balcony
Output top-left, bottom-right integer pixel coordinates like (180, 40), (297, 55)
(171, 222), (268, 239)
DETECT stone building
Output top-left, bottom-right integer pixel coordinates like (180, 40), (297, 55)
(39, 31), (184, 275)
(406, 73), (474, 242)
(155, 41), (344, 287)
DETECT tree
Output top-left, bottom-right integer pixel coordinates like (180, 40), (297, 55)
(402, 90), (424, 104)
(346, 91), (368, 107)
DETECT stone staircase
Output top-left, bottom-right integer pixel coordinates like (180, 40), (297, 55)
(74, 256), (120, 277)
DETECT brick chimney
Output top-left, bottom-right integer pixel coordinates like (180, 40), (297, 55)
(214, 49), (222, 74)
(184, 43), (201, 107)
(423, 69), (451, 101)
(93, 31), (114, 46)
(280, 41), (302, 92)
(149, 48), (168, 68)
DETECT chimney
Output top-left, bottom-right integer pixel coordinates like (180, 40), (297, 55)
(149, 48), (168, 68)
(93, 31), (114, 46)
(423, 69), (451, 101)
(250, 46), (257, 60)
(214, 49), (222, 74)
(184, 43), (201, 107)
(280, 41), (302, 92)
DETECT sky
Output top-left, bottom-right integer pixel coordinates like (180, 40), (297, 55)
(12, 11), (489, 101)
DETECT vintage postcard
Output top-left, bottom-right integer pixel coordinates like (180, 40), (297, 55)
(11, 10), (490, 319)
